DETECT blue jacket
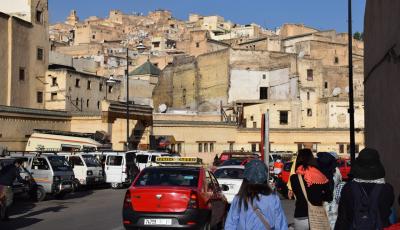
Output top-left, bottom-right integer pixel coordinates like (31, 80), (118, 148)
(225, 194), (288, 230)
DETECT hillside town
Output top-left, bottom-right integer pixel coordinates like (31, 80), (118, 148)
(2, 1), (400, 230)
(0, 2), (365, 164)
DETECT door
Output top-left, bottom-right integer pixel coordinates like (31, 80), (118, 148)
(105, 155), (124, 183)
(68, 156), (86, 184)
(209, 171), (226, 226)
(30, 157), (53, 193)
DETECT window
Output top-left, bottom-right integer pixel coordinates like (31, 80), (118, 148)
(198, 143), (203, 153)
(68, 156), (84, 166)
(153, 63), (159, 67)
(279, 111), (288, 125)
(253, 122), (257, 128)
(297, 143), (304, 151)
(307, 69), (313, 81)
(51, 92), (57, 101)
(204, 143), (208, 152)
(107, 156), (123, 166)
(97, 101), (100, 109)
(182, 89), (186, 105)
(52, 77), (57, 86)
(339, 144), (345, 154)
(108, 85), (113, 93)
(36, 91), (43, 103)
(153, 42), (160, 48)
(210, 143), (214, 152)
(262, 74), (266, 79)
(92, 35), (96, 39)
(19, 68), (25, 81)
(32, 158), (49, 170)
(334, 57), (339, 64)
(324, 81), (328, 89)
(75, 98), (79, 106)
(99, 83), (103, 91)
(75, 79), (80, 87)
(260, 87), (268, 99)
(196, 42), (200, 48)
(37, 48), (44, 61)
(355, 144), (360, 153)
(307, 91), (310, 100)
(251, 143), (257, 152)
(229, 142), (234, 151)
(307, 108), (312, 117)
(87, 80), (91, 90)
(177, 143), (182, 153)
(36, 10), (42, 23)
(86, 99), (90, 108)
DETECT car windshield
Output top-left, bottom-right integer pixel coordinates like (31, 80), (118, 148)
(82, 155), (101, 167)
(135, 168), (199, 187)
(47, 156), (71, 171)
(136, 155), (149, 163)
(221, 159), (243, 166)
(214, 168), (244, 179)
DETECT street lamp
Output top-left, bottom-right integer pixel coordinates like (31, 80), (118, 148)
(105, 76), (116, 100)
(121, 39), (132, 151)
(347, 0), (356, 164)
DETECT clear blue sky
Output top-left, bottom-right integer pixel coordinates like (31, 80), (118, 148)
(49, 0), (366, 33)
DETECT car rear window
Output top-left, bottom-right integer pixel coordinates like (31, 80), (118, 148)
(214, 168), (244, 179)
(221, 159), (243, 166)
(107, 156), (123, 166)
(136, 155), (149, 163)
(135, 168), (199, 187)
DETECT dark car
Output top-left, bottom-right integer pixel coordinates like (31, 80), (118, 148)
(122, 158), (228, 229)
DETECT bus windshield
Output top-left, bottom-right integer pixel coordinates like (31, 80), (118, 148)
(47, 156), (71, 171)
(82, 155), (101, 167)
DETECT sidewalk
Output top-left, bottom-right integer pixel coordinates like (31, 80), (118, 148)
(281, 198), (295, 226)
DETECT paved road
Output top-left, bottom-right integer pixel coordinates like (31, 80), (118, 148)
(0, 188), (294, 230)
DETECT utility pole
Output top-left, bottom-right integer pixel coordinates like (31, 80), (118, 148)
(126, 47), (130, 151)
(348, 0), (356, 164)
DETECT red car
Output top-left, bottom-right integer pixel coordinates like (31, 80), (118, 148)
(122, 157), (228, 229)
(338, 158), (351, 180)
(281, 161), (293, 184)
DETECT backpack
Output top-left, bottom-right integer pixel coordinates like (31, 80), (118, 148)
(351, 182), (383, 230)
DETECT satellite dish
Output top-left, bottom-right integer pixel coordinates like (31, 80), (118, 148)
(332, 87), (341, 97)
(158, 104), (168, 113)
(345, 87), (349, 93)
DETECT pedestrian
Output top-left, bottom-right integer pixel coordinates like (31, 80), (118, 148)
(0, 158), (26, 220)
(317, 152), (343, 228)
(335, 148), (394, 230)
(290, 149), (333, 230)
(273, 159), (284, 176)
(225, 159), (288, 230)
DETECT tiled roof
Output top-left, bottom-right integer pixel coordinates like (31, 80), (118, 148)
(129, 61), (161, 76)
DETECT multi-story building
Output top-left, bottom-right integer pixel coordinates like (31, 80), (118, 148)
(0, 0), (49, 109)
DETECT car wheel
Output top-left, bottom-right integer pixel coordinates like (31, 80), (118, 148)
(36, 186), (46, 202)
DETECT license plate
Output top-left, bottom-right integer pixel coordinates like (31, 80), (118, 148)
(144, 219), (172, 225)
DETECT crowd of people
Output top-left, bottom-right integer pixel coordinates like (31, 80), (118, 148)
(225, 148), (398, 230)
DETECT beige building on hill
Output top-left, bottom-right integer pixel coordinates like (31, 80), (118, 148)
(0, 0), (49, 109)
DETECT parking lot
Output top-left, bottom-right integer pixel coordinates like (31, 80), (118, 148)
(0, 187), (294, 230)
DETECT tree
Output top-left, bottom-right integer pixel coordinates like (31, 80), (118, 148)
(353, 32), (363, 41)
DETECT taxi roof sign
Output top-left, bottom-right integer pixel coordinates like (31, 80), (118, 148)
(155, 156), (202, 165)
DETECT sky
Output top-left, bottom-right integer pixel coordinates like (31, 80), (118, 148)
(49, 0), (366, 33)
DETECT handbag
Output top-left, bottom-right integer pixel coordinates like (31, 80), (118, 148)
(298, 174), (331, 230)
(251, 202), (271, 230)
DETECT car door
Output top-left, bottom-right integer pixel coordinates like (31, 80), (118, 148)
(205, 171), (225, 227)
(68, 156), (86, 184)
(105, 155), (124, 183)
(30, 157), (52, 193)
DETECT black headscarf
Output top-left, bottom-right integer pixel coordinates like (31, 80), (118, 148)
(317, 152), (337, 191)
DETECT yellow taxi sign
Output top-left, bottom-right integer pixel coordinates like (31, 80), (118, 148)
(156, 156), (202, 164)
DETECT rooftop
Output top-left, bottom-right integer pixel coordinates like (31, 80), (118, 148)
(129, 61), (161, 76)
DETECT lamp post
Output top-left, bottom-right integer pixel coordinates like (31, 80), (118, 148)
(348, 0), (356, 164)
(126, 47), (130, 151)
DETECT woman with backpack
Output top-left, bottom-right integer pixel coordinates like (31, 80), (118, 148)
(335, 148), (394, 230)
(290, 149), (333, 230)
(225, 159), (288, 230)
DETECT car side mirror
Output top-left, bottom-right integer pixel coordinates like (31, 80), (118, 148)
(221, 184), (229, 191)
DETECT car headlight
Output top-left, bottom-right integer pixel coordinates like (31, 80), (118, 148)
(87, 170), (93, 176)
(53, 176), (61, 182)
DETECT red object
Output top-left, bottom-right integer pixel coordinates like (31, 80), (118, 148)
(281, 162), (293, 184)
(337, 158), (351, 180)
(385, 223), (400, 230)
(122, 166), (228, 228)
(218, 152), (259, 165)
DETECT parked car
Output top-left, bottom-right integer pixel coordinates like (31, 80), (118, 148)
(214, 166), (244, 204)
(123, 157), (228, 229)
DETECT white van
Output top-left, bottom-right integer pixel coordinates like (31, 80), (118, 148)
(103, 151), (138, 189)
(58, 152), (104, 189)
(135, 151), (170, 171)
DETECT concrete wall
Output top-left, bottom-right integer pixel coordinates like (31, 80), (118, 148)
(364, 0), (400, 211)
(0, 14), (10, 106)
(0, 0), (31, 22)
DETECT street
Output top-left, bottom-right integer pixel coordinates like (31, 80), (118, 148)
(0, 188), (294, 230)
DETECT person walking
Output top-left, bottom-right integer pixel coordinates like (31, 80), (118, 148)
(317, 152), (343, 229)
(0, 158), (26, 220)
(290, 149), (333, 230)
(225, 159), (288, 230)
(335, 148), (394, 230)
